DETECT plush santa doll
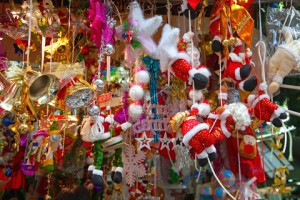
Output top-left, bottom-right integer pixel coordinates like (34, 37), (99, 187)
(246, 82), (287, 127)
(171, 105), (216, 167)
(225, 38), (257, 92)
(158, 24), (211, 90)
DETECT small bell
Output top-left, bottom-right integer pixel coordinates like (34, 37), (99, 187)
(88, 105), (100, 116)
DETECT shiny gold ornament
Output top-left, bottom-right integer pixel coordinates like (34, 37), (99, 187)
(229, 37), (237, 45)
(203, 41), (214, 55)
(19, 113), (30, 123)
(18, 123), (30, 134)
(170, 111), (189, 133)
(29, 74), (59, 105)
(13, 100), (24, 112)
(222, 39), (230, 46)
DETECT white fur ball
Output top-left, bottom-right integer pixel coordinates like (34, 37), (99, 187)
(129, 85), (144, 100)
(135, 70), (150, 84)
(129, 104), (143, 120)
(189, 90), (203, 101)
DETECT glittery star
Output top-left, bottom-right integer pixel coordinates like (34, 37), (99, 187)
(159, 134), (171, 151)
(135, 132), (154, 150)
(172, 136), (185, 150)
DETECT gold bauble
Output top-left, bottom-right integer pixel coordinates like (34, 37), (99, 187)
(19, 113), (30, 123)
(13, 101), (23, 112)
(18, 123), (30, 134)
(222, 39), (230, 46)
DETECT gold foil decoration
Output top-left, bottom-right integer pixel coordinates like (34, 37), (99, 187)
(170, 77), (187, 102)
(230, 4), (254, 47)
(170, 111), (189, 133)
(273, 166), (290, 194)
(197, 0), (208, 31)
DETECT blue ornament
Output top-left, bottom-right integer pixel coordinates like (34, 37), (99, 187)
(5, 168), (12, 177)
(223, 169), (232, 178)
(2, 118), (15, 127)
(215, 187), (224, 198)
(5, 130), (15, 137)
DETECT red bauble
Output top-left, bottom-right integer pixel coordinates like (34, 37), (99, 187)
(80, 45), (91, 55)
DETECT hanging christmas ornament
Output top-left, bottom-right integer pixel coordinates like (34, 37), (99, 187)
(135, 132), (154, 150)
(103, 44), (114, 56)
(129, 85), (144, 101)
(135, 70), (150, 85)
(88, 105), (100, 116)
(92, 78), (105, 92)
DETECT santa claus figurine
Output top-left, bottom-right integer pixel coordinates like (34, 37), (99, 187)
(225, 38), (257, 92)
(246, 82), (287, 127)
(158, 24), (211, 90)
(171, 104), (216, 167)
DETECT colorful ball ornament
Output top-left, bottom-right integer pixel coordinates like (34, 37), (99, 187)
(214, 187), (226, 199)
(129, 85), (144, 101)
(135, 70), (150, 85)
(217, 169), (236, 188)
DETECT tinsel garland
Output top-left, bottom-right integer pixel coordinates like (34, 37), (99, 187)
(142, 56), (160, 142)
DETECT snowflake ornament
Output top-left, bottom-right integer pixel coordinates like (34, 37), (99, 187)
(122, 144), (147, 186)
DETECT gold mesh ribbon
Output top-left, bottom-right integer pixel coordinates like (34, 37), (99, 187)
(170, 77), (187, 102)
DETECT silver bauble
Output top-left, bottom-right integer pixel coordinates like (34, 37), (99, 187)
(88, 105), (100, 116)
(92, 78), (105, 92)
(103, 44), (114, 55)
(108, 19), (116, 28)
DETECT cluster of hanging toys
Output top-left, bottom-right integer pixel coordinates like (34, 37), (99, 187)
(0, 0), (298, 199)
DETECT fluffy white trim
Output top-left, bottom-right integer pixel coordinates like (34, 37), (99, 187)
(197, 67), (211, 78)
(272, 74), (284, 84)
(88, 165), (95, 171)
(140, 15), (163, 36)
(169, 52), (191, 67)
(121, 122), (132, 131)
(234, 38), (242, 46)
(252, 94), (270, 108)
(229, 53), (243, 63)
(111, 166), (116, 172)
(129, 104), (143, 120)
(188, 68), (198, 78)
(183, 31), (194, 43)
(135, 70), (150, 84)
(218, 93), (228, 100)
(246, 50), (252, 57)
(247, 94), (256, 106)
(226, 102), (251, 130)
(92, 169), (103, 176)
(196, 103), (211, 117)
(234, 68), (242, 81)
(182, 123), (209, 145)
(259, 82), (268, 91)
(129, 85), (144, 101)
(98, 116), (105, 123)
(105, 114), (115, 124)
(270, 107), (284, 121)
(115, 167), (123, 173)
(213, 35), (221, 42)
(221, 119), (231, 138)
(207, 113), (218, 119)
(90, 131), (111, 142)
(196, 151), (208, 159)
(189, 90), (203, 101)
(219, 109), (231, 120)
(205, 145), (216, 153)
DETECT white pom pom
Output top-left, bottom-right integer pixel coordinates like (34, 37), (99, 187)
(136, 70), (150, 84)
(129, 104), (143, 120)
(129, 85), (144, 100)
(189, 90), (203, 101)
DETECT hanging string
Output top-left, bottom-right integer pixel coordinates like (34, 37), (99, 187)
(26, 0), (33, 69)
(288, 130), (293, 161)
(236, 131), (242, 186)
(282, 123), (288, 153)
(41, 36), (46, 72)
(207, 156), (236, 200)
